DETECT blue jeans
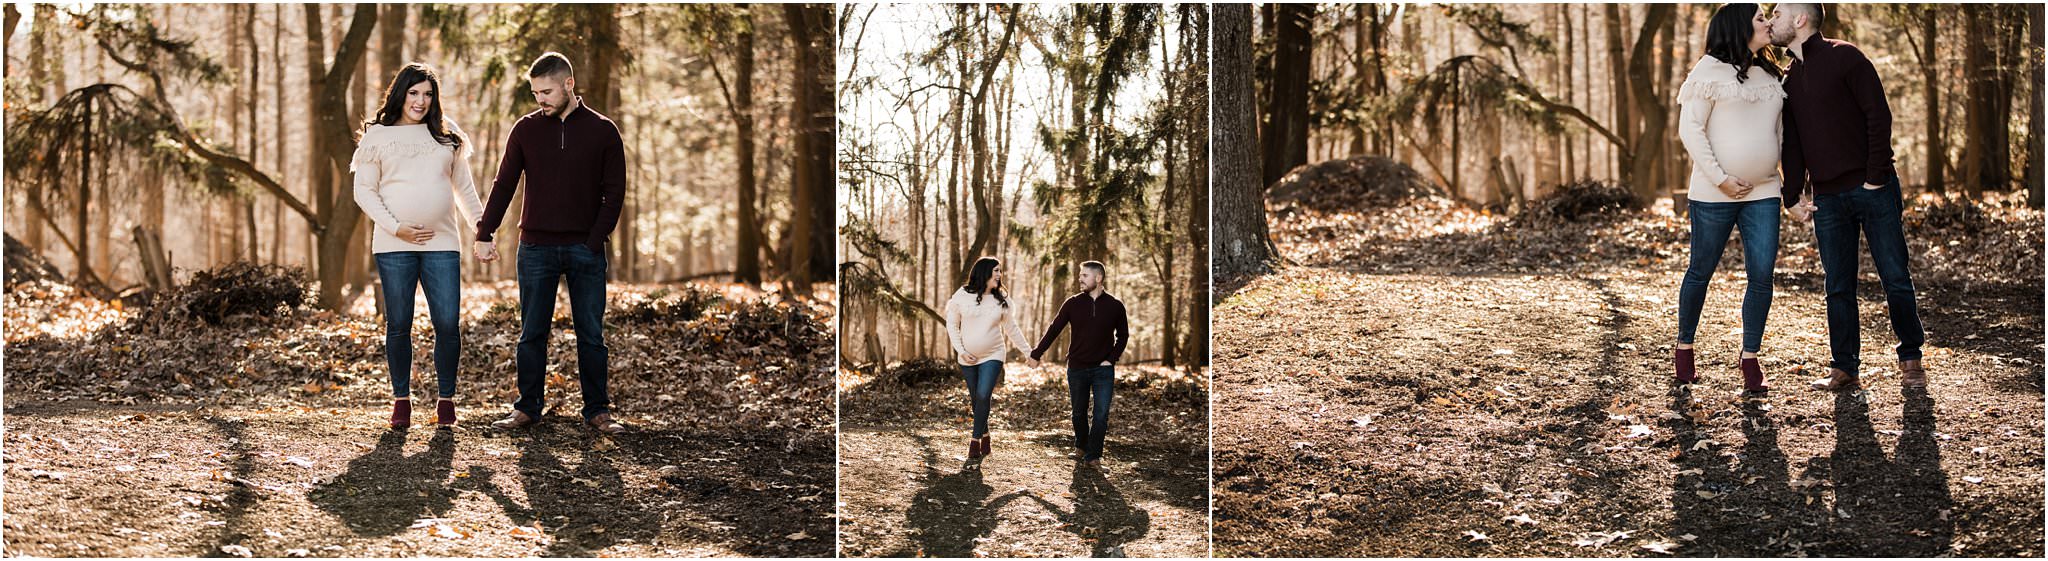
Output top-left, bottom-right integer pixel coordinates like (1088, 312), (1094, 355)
(514, 242), (610, 420)
(1067, 365), (1115, 461)
(1677, 198), (1781, 354)
(375, 251), (462, 399)
(1812, 174), (1924, 375)
(960, 360), (1002, 438)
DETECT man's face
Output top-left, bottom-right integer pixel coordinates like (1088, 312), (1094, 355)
(1077, 267), (1101, 292)
(1766, 7), (1800, 47)
(529, 74), (574, 117)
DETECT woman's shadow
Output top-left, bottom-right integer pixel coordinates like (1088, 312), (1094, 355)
(1026, 465), (1153, 558)
(898, 435), (1026, 557)
(308, 429), (456, 536)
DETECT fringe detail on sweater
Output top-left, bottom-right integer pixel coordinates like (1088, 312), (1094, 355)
(1677, 77), (1786, 104)
(349, 123), (468, 173)
(349, 137), (458, 174)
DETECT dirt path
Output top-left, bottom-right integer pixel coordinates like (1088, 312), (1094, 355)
(1, 402), (835, 557)
(837, 363), (1208, 557)
(1213, 265), (2042, 557)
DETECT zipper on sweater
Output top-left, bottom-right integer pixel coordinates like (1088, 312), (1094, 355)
(559, 123), (566, 150)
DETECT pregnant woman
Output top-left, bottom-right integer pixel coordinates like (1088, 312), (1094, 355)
(944, 257), (1040, 462)
(1673, 3), (1787, 395)
(352, 63), (485, 428)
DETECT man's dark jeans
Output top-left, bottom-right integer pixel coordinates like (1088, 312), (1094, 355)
(1067, 365), (1115, 461)
(1812, 174), (1924, 376)
(514, 242), (610, 420)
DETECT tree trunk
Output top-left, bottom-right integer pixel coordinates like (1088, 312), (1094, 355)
(734, 8), (762, 285)
(1213, 4), (1278, 280)
(1919, 7), (1946, 194)
(1606, 4), (1632, 180)
(1186, 3), (1211, 371)
(312, 5), (379, 311)
(1260, 3), (1312, 187)
(1962, 5), (1997, 197)
(959, 6), (1018, 276)
(2029, 3), (2045, 208)
(1624, 5), (1674, 201)
(783, 3), (836, 287)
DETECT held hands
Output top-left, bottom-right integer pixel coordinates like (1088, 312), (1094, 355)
(1100, 361), (1112, 367)
(395, 223), (436, 245)
(1716, 176), (1755, 199)
(1790, 199), (1817, 223)
(1027, 357), (1042, 368)
(473, 240), (500, 263)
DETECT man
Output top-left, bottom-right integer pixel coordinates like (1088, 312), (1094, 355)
(475, 52), (628, 433)
(1769, 4), (1927, 393)
(1029, 261), (1130, 467)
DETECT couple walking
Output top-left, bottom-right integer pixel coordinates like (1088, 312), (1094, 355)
(1673, 3), (1925, 394)
(944, 258), (1130, 467)
(351, 52), (626, 434)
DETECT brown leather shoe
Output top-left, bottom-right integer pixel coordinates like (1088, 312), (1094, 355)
(1809, 367), (1860, 392)
(435, 398), (457, 427)
(586, 413), (625, 435)
(1900, 359), (1927, 389)
(390, 398), (412, 429)
(491, 410), (539, 429)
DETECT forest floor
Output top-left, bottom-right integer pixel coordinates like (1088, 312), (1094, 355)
(1212, 171), (2044, 557)
(3, 269), (838, 557)
(837, 360), (1209, 558)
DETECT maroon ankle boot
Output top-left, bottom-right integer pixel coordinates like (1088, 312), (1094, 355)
(1741, 358), (1768, 395)
(390, 398), (412, 429)
(1674, 348), (1698, 384)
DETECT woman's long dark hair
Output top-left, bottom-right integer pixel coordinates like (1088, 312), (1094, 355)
(363, 62), (464, 150)
(963, 257), (1010, 308)
(1703, 3), (1782, 83)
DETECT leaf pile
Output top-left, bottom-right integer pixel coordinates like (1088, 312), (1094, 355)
(145, 262), (309, 325)
(1267, 158), (2042, 288)
(4, 233), (65, 289)
(1513, 179), (1643, 225)
(1268, 154), (1446, 214)
(4, 267), (837, 440)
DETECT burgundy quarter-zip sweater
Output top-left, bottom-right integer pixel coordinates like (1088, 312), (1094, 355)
(1781, 33), (1895, 208)
(475, 99), (627, 252)
(1030, 291), (1131, 366)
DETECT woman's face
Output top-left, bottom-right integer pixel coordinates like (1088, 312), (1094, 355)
(990, 265), (1004, 288)
(402, 81), (434, 124)
(1747, 9), (1772, 52)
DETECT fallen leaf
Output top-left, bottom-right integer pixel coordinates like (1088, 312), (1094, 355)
(1504, 514), (1538, 526)
(1641, 540), (1679, 554)
(1462, 530), (1490, 542)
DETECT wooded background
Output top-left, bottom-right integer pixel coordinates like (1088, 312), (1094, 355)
(3, 3), (838, 310)
(838, 4), (1210, 371)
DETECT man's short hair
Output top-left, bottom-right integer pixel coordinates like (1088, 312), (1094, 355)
(1081, 260), (1107, 277)
(1784, 3), (1824, 31)
(528, 52), (574, 80)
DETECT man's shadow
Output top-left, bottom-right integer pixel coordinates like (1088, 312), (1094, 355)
(1665, 388), (1823, 555)
(1822, 388), (1954, 555)
(508, 431), (661, 556)
(308, 429), (456, 536)
(1027, 465), (1152, 558)
(897, 434), (1025, 557)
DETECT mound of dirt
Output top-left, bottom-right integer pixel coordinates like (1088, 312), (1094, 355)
(1269, 155), (1444, 213)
